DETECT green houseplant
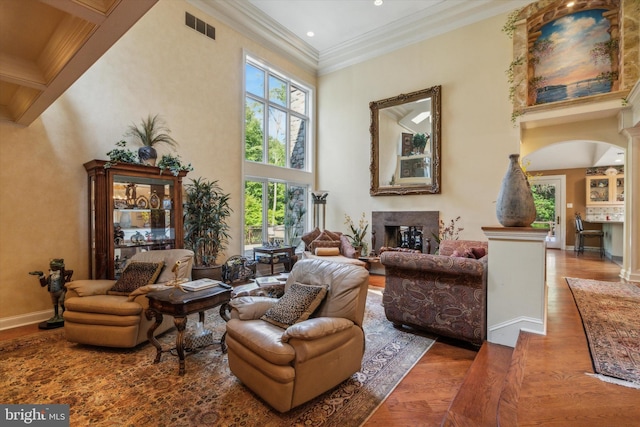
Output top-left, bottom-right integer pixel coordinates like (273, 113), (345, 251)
(412, 133), (429, 154)
(183, 177), (232, 280)
(344, 212), (369, 256)
(127, 114), (177, 166)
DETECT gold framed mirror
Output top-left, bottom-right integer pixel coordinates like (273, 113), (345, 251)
(370, 85), (441, 196)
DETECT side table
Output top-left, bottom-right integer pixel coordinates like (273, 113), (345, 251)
(253, 246), (296, 275)
(146, 285), (231, 375)
(358, 256), (381, 271)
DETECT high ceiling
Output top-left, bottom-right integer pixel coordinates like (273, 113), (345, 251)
(193, 0), (536, 74)
(2, 0), (626, 170)
(0, 0), (157, 126)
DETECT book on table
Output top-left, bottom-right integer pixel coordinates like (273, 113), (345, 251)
(180, 278), (226, 292)
(256, 276), (282, 286)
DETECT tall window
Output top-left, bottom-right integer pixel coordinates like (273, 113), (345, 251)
(243, 54), (313, 254)
(245, 58), (309, 169)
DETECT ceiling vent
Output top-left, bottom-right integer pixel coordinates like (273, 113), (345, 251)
(185, 12), (215, 40)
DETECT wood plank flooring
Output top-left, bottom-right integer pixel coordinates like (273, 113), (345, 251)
(2, 250), (636, 426)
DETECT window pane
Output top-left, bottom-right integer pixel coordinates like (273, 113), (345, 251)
(290, 85), (306, 114)
(244, 181), (264, 252)
(269, 75), (286, 107)
(245, 63), (264, 97)
(267, 182), (287, 245)
(245, 97), (264, 162)
(289, 116), (306, 170)
(268, 106), (286, 167)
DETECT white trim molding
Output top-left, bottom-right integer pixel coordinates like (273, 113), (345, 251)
(0, 310), (51, 331)
(488, 316), (546, 348)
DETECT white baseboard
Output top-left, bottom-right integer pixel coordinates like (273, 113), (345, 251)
(488, 316), (545, 348)
(0, 310), (51, 331)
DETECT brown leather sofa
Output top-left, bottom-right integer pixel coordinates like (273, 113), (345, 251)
(63, 249), (194, 348)
(225, 258), (370, 412)
(380, 240), (488, 346)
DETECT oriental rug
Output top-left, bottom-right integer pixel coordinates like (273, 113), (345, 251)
(566, 277), (640, 389)
(0, 289), (435, 426)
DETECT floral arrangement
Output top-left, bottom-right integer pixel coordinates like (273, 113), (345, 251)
(344, 212), (369, 254)
(432, 216), (463, 253)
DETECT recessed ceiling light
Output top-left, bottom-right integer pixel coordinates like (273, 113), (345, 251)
(306, 31), (314, 37)
(566, 1), (575, 7)
(615, 159), (622, 162)
(374, 0), (383, 6)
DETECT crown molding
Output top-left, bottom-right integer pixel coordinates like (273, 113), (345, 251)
(188, 0), (319, 75)
(318, 0), (531, 75)
(190, 0), (532, 76)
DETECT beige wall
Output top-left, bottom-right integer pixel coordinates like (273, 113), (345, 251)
(0, 0), (316, 322)
(317, 13), (520, 242)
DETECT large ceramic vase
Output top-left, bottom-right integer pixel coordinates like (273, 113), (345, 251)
(496, 154), (536, 227)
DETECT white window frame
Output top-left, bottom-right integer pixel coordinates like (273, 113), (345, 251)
(242, 52), (315, 252)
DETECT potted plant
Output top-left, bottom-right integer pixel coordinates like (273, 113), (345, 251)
(412, 133), (429, 154)
(157, 154), (193, 176)
(127, 114), (177, 166)
(183, 177), (232, 280)
(344, 212), (369, 256)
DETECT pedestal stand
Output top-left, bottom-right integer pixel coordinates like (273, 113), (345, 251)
(482, 226), (547, 348)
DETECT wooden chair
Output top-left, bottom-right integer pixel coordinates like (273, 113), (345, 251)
(574, 213), (604, 257)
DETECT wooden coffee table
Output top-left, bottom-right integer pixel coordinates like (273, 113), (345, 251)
(146, 285), (231, 375)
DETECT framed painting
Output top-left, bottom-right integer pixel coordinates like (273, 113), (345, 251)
(509, 0), (637, 115)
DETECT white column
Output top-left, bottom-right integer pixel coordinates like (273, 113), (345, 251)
(619, 79), (640, 282)
(482, 227), (548, 348)
(620, 126), (640, 281)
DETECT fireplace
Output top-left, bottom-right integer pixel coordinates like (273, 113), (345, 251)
(372, 211), (439, 255)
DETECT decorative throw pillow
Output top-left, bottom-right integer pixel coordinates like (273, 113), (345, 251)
(340, 235), (356, 258)
(471, 247), (487, 259)
(301, 227), (321, 251)
(323, 230), (341, 241)
(108, 262), (164, 295)
(315, 247), (341, 256)
(451, 250), (472, 258)
(310, 239), (341, 254)
(261, 282), (329, 328)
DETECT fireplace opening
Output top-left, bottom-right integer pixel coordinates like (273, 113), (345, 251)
(383, 225), (429, 253)
(372, 211), (439, 255)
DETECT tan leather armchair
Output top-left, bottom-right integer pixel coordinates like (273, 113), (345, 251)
(225, 259), (370, 412)
(63, 249), (194, 348)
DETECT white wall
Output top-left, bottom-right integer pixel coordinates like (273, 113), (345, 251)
(317, 13), (520, 242)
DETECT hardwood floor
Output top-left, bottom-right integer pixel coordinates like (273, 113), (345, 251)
(2, 250), (636, 426)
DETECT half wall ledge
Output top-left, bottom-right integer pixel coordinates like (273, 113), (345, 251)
(482, 226), (548, 348)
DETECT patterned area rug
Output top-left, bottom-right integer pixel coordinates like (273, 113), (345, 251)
(566, 277), (640, 388)
(0, 289), (435, 426)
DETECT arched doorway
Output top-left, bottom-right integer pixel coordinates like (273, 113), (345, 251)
(523, 140), (625, 256)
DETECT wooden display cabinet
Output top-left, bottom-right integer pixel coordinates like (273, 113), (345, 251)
(84, 160), (189, 279)
(586, 174), (624, 206)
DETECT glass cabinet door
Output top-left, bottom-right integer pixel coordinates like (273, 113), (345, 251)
(615, 176), (624, 202)
(112, 175), (176, 278)
(587, 177), (610, 204)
